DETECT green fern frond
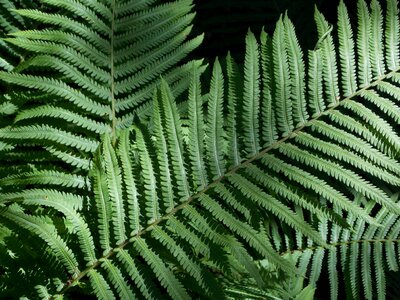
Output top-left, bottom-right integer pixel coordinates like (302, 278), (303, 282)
(0, 0), (38, 159)
(0, 0), (202, 188)
(276, 193), (400, 300)
(0, 0), (400, 299)
(0, 0), (34, 71)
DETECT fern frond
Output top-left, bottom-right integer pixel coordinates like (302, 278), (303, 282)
(370, 0), (386, 77)
(260, 30), (278, 147)
(0, 0), (34, 71)
(187, 65), (208, 189)
(158, 80), (191, 200)
(386, 0), (400, 70)
(284, 15), (308, 127)
(206, 59), (226, 179)
(0, 171), (89, 189)
(1, 204), (80, 277)
(314, 6), (339, 104)
(243, 30), (261, 155)
(338, 0), (357, 96)
(280, 193), (400, 300)
(0, 0), (202, 190)
(272, 16), (293, 136)
(357, 0), (372, 87)
(308, 49), (325, 116)
(1, 0), (400, 299)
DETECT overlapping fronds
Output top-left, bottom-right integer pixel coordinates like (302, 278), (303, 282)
(223, 191), (399, 300)
(0, 0), (400, 298)
(264, 193), (400, 300)
(0, 0), (203, 182)
(0, 124), (250, 298)
(0, 0), (37, 71)
(0, 0), (38, 154)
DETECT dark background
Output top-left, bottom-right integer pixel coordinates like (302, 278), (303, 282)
(191, 0), (356, 61)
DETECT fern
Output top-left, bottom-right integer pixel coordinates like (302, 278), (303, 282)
(0, 0), (38, 154)
(0, 0), (203, 179)
(0, 0), (400, 299)
(0, 0), (36, 72)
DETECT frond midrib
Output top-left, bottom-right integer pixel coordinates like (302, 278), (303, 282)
(55, 55), (400, 296)
(110, 0), (116, 143)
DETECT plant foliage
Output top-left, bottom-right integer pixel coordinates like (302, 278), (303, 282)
(0, 0), (203, 177)
(0, 0), (399, 299)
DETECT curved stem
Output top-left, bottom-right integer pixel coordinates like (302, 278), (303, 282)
(56, 66), (400, 297)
